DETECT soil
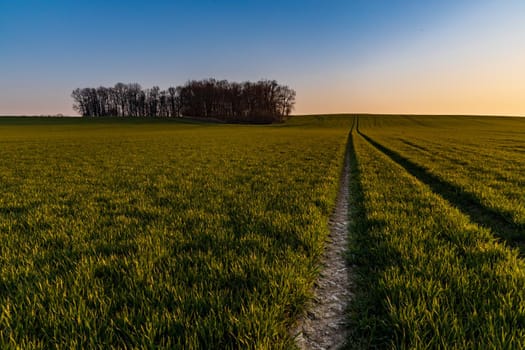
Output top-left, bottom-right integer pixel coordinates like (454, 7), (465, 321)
(291, 149), (353, 349)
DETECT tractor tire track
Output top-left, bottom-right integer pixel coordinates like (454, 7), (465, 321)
(292, 141), (353, 350)
(356, 129), (525, 251)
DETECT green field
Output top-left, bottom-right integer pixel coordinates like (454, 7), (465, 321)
(349, 115), (525, 348)
(1, 115), (525, 348)
(357, 116), (525, 250)
(0, 117), (352, 348)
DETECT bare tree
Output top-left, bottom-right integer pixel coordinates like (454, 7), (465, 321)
(71, 79), (295, 122)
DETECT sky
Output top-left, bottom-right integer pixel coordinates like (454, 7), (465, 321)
(1, 0), (524, 116)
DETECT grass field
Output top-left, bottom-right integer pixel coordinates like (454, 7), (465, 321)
(358, 116), (525, 250)
(1, 115), (525, 348)
(350, 115), (525, 348)
(0, 116), (352, 348)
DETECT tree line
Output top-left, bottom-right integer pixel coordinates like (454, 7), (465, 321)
(71, 79), (296, 123)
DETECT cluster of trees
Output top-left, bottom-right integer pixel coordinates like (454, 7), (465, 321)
(72, 79), (296, 123)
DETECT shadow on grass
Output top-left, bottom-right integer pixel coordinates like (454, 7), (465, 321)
(357, 129), (525, 254)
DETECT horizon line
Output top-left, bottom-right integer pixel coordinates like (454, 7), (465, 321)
(1, 113), (524, 118)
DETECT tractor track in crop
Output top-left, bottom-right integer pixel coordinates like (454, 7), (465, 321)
(292, 138), (353, 350)
(357, 128), (525, 252)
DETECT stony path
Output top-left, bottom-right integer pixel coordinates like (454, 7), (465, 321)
(292, 149), (353, 350)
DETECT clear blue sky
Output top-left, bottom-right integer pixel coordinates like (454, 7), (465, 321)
(1, 1), (524, 115)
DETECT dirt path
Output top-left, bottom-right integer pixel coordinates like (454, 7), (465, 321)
(292, 148), (353, 349)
